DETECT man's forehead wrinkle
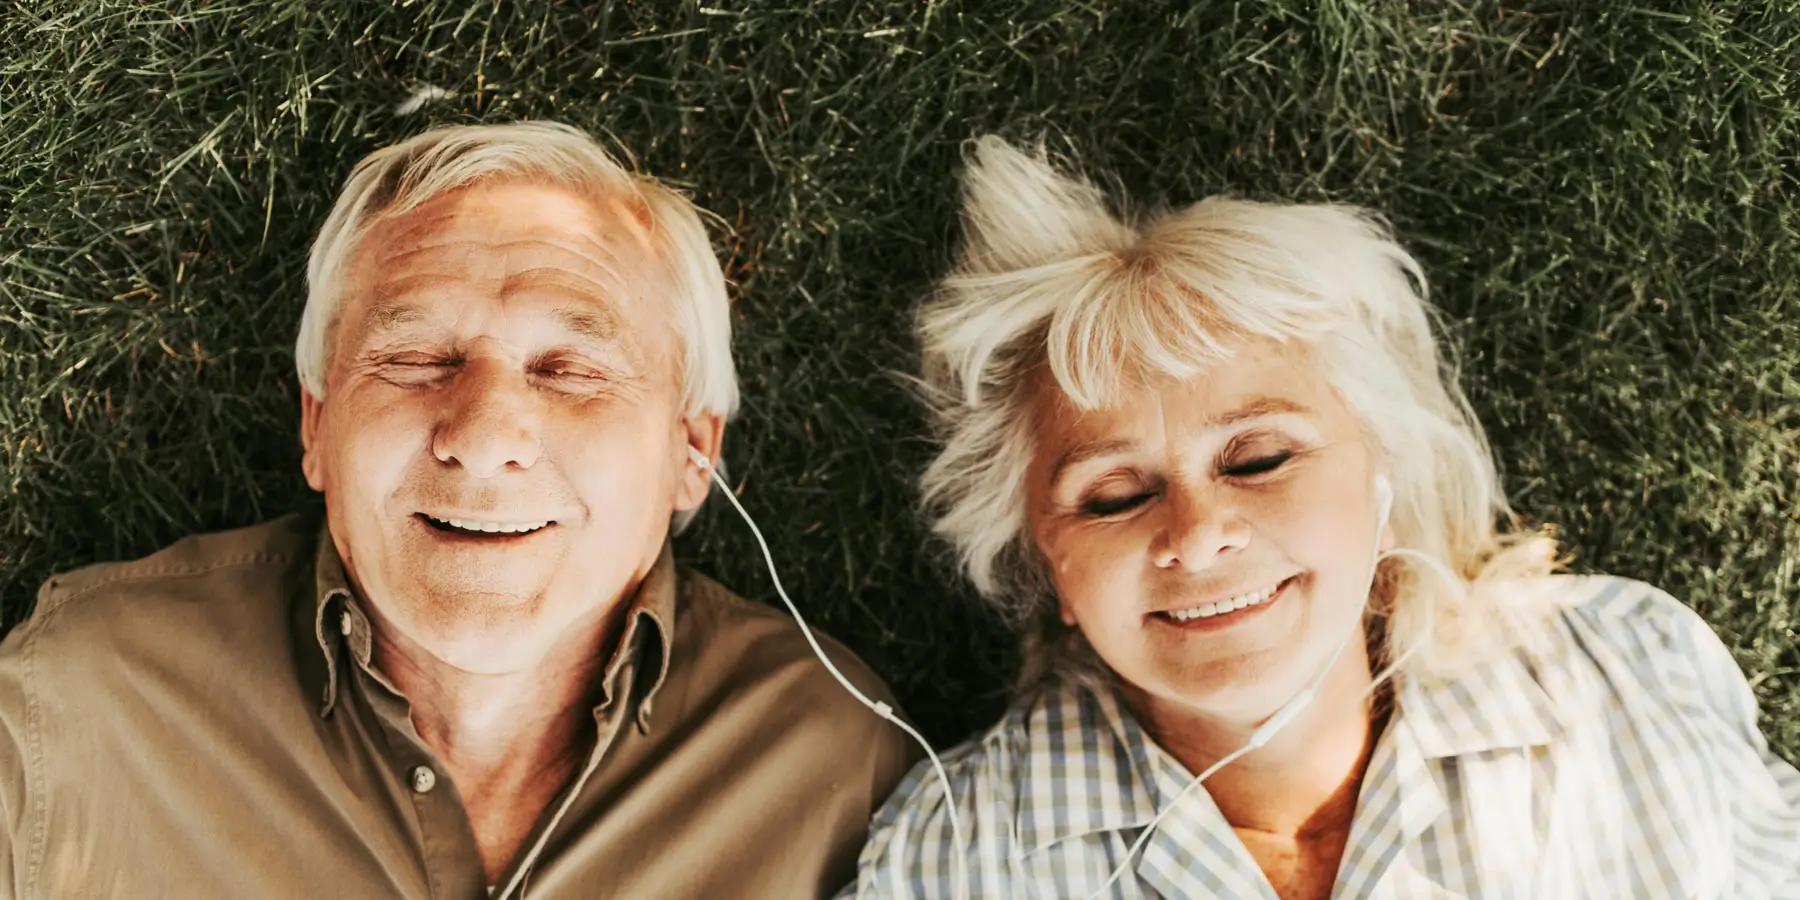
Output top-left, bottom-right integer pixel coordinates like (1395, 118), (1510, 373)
(501, 265), (620, 298)
(346, 187), (677, 357)
(356, 207), (462, 274)
(370, 272), (469, 301)
(594, 191), (659, 254)
(375, 202), (463, 240)
(377, 234), (634, 282)
(497, 237), (632, 283)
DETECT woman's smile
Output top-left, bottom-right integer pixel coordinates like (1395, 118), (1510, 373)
(1151, 575), (1298, 632)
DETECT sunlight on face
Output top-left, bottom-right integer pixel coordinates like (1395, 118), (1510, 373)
(1026, 339), (1389, 725)
(300, 181), (714, 673)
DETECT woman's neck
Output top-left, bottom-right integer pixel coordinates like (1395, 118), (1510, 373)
(1124, 647), (1384, 838)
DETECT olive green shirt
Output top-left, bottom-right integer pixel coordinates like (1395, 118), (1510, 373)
(0, 515), (918, 899)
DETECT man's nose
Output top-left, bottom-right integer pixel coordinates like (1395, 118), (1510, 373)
(431, 361), (543, 478)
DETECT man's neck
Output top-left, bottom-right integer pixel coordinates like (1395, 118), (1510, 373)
(368, 602), (629, 885)
(380, 642), (607, 772)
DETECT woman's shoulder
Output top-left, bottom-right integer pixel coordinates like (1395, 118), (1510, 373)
(1492, 571), (1682, 619)
(844, 679), (1129, 897)
(1498, 575), (1800, 890)
(863, 681), (1088, 834)
(1493, 574), (1747, 719)
(1502, 574), (1739, 689)
(1542, 572), (1704, 630)
(1484, 573), (1722, 669)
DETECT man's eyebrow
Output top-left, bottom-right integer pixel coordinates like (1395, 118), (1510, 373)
(1047, 397), (1313, 485)
(552, 306), (620, 344)
(355, 301), (431, 343)
(352, 298), (622, 349)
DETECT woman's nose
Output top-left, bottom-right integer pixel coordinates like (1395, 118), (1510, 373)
(1152, 487), (1250, 570)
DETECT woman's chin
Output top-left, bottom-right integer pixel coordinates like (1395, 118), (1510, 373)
(1121, 660), (1313, 731)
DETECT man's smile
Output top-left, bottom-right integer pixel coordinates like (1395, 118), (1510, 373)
(415, 513), (555, 537)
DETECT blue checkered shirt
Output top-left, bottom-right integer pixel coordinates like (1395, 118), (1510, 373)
(841, 577), (1800, 898)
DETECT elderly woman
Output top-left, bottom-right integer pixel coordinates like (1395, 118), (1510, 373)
(841, 138), (1800, 899)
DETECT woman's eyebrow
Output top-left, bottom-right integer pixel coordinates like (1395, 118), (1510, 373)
(1048, 398), (1314, 486)
(1049, 439), (1137, 487)
(1204, 396), (1312, 428)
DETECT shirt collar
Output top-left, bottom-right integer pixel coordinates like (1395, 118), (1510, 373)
(1013, 681), (1172, 854)
(1396, 647), (1564, 759)
(299, 523), (677, 730)
(1011, 646), (1565, 854)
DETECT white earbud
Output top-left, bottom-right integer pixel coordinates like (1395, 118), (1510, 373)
(688, 445), (711, 469)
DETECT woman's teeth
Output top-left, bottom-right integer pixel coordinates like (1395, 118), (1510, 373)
(1165, 583), (1279, 622)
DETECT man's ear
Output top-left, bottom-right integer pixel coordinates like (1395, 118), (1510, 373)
(673, 412), (727, 511)
(300, 388), (327, 493)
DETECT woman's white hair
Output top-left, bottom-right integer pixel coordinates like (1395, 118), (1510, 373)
(918, 136), (1563, 690)
(296, 121), (738, 531)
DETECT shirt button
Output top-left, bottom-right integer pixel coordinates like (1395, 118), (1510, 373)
(410, 766), (437, 794)
(340, 610), (353, 636)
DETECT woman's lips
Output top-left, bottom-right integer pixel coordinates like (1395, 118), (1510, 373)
(1152, 576), (1295, 633)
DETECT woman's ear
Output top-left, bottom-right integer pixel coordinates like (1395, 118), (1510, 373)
(1375, 471), (1397, 551)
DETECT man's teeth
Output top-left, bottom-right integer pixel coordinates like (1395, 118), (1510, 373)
(429, 516), (550, 535)
(1166, 584), (1279, 622)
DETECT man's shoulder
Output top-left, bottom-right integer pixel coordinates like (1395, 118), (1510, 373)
(16, 514), (316, 645)
(674, 567), (889, 693)
(669, 567), (907, 732)
(663, 567), (923, 803)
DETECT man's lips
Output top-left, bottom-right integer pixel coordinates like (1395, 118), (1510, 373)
(415, 513), (555, 537)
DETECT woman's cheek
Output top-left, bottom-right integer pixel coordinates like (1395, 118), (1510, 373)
(1272, 477), (1375, 574)
(1055, 522), (1141, 611)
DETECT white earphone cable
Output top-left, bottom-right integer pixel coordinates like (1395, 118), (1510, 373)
(693, 451), (971, 900)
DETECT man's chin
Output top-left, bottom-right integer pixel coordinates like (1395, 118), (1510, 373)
(378, 585), (548, 646)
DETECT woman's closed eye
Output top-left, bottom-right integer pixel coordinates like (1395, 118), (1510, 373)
(1221, 451), (1293, 478)
(1080, 490), (1157, 518)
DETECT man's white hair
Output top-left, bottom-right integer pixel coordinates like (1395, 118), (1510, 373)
(296, 121), (739, 531)
(918, 136), (1563, 690)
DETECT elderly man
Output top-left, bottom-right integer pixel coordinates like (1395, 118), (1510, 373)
(0, 122), (917, 899)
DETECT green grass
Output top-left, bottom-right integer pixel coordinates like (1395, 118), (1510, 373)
(2, 1), (1796, 756)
